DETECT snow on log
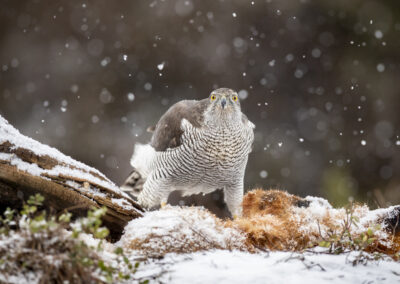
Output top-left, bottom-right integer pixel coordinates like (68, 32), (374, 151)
(0, 115), (143, 239)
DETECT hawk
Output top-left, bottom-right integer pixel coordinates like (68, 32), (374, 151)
(121, 88), (255, 217)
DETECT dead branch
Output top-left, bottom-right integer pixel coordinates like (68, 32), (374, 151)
(0, 118), (143, 240)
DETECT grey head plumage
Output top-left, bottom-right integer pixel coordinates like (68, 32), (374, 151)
(121, 88), (255, 217)
(203, 88), (242, 124)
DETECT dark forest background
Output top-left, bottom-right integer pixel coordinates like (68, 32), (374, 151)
(1, 0), (399, 216)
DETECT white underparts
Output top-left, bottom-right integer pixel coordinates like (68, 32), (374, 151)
(130, 144), (156, 178)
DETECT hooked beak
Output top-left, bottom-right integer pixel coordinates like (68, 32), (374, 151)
(221, 97), (227, 109)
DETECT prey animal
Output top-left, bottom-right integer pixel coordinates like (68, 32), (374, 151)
(121, 88), (255, 217)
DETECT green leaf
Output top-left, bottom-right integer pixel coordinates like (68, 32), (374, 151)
(4, 208), (14, 221)
(120, 256), (127, 264)
(98, 260), (106, 271)
(318, 241), (331, 248)
(21, 204), (37, 215)
(114, 247), (123, 255)
(59, 212), (72, 223)
(27, 194), (44, 206)
(94, 227), (109, 239)
(72, 229), (80, 238)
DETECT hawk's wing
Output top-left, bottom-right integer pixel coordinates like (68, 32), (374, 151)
(150, 99), (209, 151)
(241, 113), (255, 129)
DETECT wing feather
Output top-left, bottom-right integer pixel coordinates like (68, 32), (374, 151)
(150, 99), (209, 151)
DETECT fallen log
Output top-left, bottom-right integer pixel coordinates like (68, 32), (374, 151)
(0, 115), (143, 240)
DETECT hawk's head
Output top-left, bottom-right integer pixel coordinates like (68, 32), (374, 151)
(205, 88), (242, 123)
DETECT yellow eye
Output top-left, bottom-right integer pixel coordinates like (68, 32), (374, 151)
(210, 94), (216, 101)
(232, 95), (238, 102)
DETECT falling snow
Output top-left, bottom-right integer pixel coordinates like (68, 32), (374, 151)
(127, 92), (135, 101)
(157, 62), (165, 70)
(0, 0), (399, 220)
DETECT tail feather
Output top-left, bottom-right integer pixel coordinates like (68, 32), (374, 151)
(120, 169), (145, 198)
(121, 144), (156, 198)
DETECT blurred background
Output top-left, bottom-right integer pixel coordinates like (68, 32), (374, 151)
(1, 0), (399, 217)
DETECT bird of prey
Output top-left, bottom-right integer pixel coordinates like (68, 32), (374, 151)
(121, 88), (255, 217)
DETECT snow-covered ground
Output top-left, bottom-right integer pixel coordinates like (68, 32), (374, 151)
(133, 250), (400, 284)
(116, 202), (400, 283)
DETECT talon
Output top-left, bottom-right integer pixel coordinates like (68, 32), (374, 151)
(161, 201), (167, 208)
(233, 214), (239, 219)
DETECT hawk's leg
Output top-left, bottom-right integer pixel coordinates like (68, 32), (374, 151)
(223, 181), (244, 218)
(137, 173), (171, 209)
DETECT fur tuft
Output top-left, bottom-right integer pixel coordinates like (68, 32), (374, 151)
(130, 143), (156, 178)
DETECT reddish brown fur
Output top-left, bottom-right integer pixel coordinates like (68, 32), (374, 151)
(227, 189), (400, 255)
(227, 189), (308, 250)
